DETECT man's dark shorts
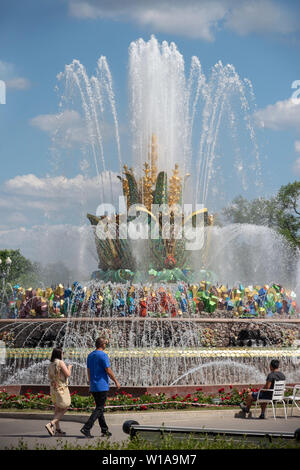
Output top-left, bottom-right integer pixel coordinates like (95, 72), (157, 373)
(252, 391), (272, 400)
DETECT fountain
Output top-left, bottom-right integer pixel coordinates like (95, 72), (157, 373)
(0, 37), (299, 391)
(0, 283), (299, 387)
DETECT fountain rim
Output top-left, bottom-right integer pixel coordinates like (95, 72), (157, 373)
(1, 317), (300, 324)
(4, 346), (300, 359)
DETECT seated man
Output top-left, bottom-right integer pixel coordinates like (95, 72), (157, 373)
(239, 359), (285, 419)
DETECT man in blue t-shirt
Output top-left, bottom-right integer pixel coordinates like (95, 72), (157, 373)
(239, 359), (285, 419)
(80, 337), (120, 438)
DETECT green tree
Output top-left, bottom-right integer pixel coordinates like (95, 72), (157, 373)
(0, 249), (39, 288)
(276, 181), (300, 249)
(222, 195), (278, 227)
(222, 181), (300, 249)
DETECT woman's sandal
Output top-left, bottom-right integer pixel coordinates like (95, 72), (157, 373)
(45, 422), (55, 436)
(55, 429), (66, 436)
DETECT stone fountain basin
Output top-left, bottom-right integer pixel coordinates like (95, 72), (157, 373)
(4, 347), (300, 359)
(2, 347), (300, 388)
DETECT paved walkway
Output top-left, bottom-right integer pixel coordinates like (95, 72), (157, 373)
(0, 408), (299, 449)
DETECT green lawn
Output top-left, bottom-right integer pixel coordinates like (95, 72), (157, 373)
(7, 434), (300, 450)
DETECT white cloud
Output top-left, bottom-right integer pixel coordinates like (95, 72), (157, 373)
(30, 110), (79, 133)
(0, 60), (31, 90)
(293, 158), (300, 175)
(293, 141), (300, 174)
(0, 60), (15, 78)
(30, 108), (115, 151)
(69, 0), (103, 18)
(0, 172), (123, 229)
(5, 212), (30, 225)
(225, 0), (298, 35)
(255, 99), (300, 176)
(0, 172), (124, 277)
(6, 78), (31, 90)
(295, 141), (300, 153)
(4, 172), (121, 201)
(67, 0), (299, 41)
(254, 98), (300, 132)
(134, 3), (226, 41)
(30, 110), (88, 147)
(0, 194), (62, 212)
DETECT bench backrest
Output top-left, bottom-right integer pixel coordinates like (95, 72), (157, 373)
(292, 384), (300, 398)
(272, 381), (285, 400)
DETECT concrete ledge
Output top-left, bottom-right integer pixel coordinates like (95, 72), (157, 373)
(1, 317), (299, 323)
(0, 408), (240, 425)
(1, 383), (270, 397)
(0, 412), (88, 424)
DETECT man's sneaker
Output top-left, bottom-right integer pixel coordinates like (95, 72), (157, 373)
(101, 430), (112, 437)
(80, 427), (93, 438)
(258, 413), (265, 419)
(239, 403), (249, 414)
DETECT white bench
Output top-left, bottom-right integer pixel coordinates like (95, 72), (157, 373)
(284, 385), (300, 416)
(254, 380), (287, 420)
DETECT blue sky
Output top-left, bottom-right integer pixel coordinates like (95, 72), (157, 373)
(0, 0), (300, 272)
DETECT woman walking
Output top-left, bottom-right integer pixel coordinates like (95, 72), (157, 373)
(45, 348), (72, 436)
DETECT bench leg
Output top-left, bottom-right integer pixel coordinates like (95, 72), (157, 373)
(254, 400), (258, 418)
(271, 402), (276, 420)
(282, 400), (287, 420)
